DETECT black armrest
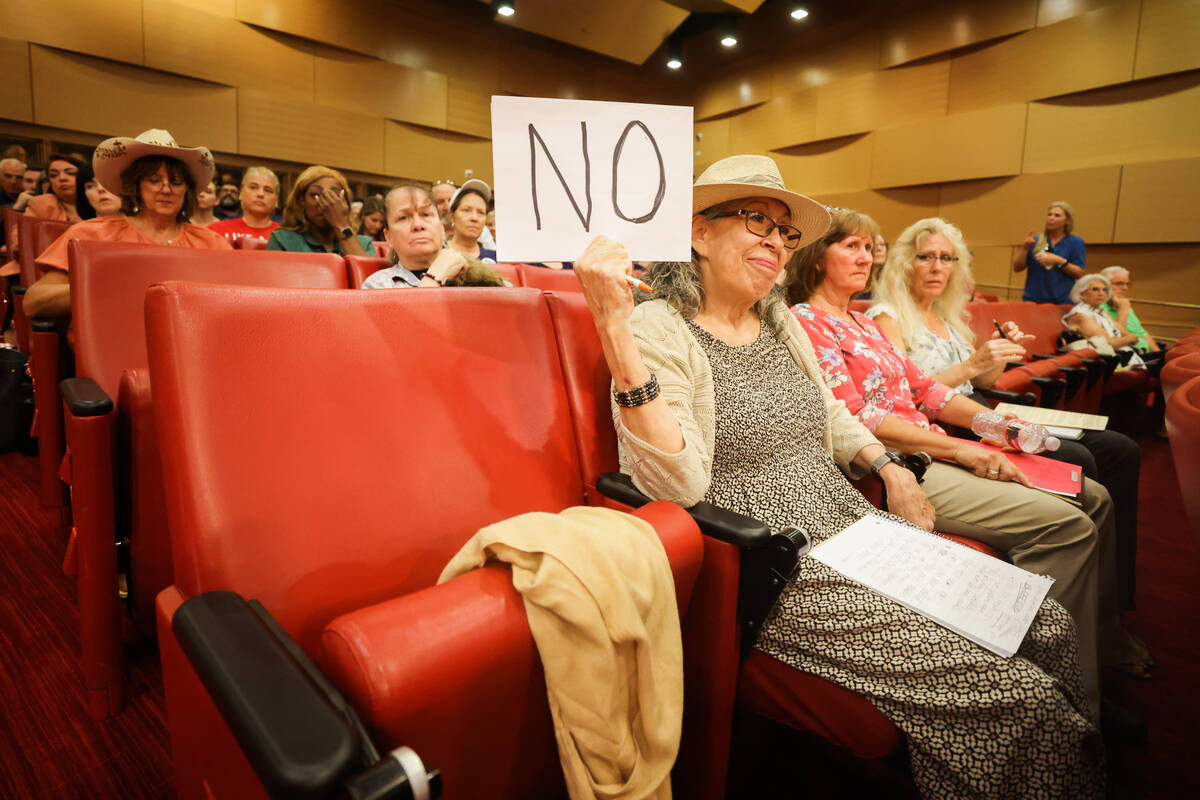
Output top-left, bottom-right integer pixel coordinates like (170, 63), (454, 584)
(11, 284), (26, 296)
(1030, 353), (1055, 361)
(61, 377), (113, 417)
(1057, 365), (1085, 400)
(596, 472), (771, 549)
(974, 387), (1037, 406)
(1006, 361), (1026, 370)
(29, 317), (59, 333)
(1030, 376), (1065, 408)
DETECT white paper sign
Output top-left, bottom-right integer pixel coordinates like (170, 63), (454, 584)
(491, 96), (693, 263)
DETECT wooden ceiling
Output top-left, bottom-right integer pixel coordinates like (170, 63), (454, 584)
(478, 0), (769, 65)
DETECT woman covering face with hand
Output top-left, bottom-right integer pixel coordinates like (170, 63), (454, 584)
(266, 165), (372, 256)
(575, 155), (1103, 800)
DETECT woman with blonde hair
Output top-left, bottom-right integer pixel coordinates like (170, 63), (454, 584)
(266, 165), (372, 256)
(1013, 200), (1085, 304)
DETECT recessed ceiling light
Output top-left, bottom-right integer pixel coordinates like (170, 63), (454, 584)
(720, 35), (738, 47)
(791, 8), (809, 21)
(493, 1), (515, 17)
(667, 58), (682, 69)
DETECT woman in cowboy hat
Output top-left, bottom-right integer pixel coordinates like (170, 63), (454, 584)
(573, 154), (1103, 799)
(23, 129), (230, 319)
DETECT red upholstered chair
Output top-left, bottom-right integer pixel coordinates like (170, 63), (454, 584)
(543, 291), (999, 799)
(848, 298), (871, 313)
(1165, 375), (1200, 569)
(232, 236), (268, 251)
(372, 239), (392, 259)
(1162, 352), (1200, 406)
(145, 285), (704, 799)
(517, 263), (582, 292)
(345, 255), (389, 288)
(492, 261), (520, 286)
(1167, 340), (1200, 363)
(58, 241), (348, 719)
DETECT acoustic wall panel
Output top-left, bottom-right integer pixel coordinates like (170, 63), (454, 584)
(445, 80), (492, 140)
(0, 0), (143, 65)
(498, 48), (598, 103)
(770, 22), (881, 98)
(238, 89), (384, 174)
(967, 245), (1023, 295)
(774, 134), (875, 197)
(144, 2), (315, 101)
(1134, 0), (1200, 80)
(727, 88), (816, 154)
(489, 0), (688, 66)
(808, 187), (941, 241)
(384, 121), (492, 185)
(30, 45), (237, 154)
(236, 0), (387, 62)
(870, 104), (1026, 188)
(1037, 0), (1124, 27)
(880, 0), (1038, 68)
(0, 38), (33, 124)
(937, 166), (1121, 246)
(814, 62), (950, 142)
(1022, 72), (1200, 173)
(1114, 158), (1200, 243)
(694, 118), (731, 173)
(947, 0), (1139, 114)
(694, 58), (772, 121)
(314, 46), (447, 130)
(1085, 244), (1200, 325)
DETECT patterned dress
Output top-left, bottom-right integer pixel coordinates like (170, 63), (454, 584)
(686, 319), (1104, 800)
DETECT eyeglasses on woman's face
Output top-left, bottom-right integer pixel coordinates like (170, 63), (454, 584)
(914, 253), (959, 265)
(709, 209), (803, 250)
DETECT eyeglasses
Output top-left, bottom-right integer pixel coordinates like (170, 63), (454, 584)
(709, 209), (803, 250)
(144, 176), (187, 192)
(915, 253), (959, 265)
(1109, 280), (1131, 287)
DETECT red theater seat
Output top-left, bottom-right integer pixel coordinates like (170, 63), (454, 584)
(517, 263), (582, 292)
(1165, 375), (1200, 570)
(231, 236), (268, 250)
(1162, 352), (1200, 405)
(345, 255), (389, 288)
(58, 241), (347, 719)
(145, 285), (703, 799)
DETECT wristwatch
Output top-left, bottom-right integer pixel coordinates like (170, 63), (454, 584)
(338, 226), (354, 240)
(869, 450), (906, 481)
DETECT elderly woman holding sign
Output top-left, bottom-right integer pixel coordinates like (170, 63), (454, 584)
(573, 154), (1103, 800)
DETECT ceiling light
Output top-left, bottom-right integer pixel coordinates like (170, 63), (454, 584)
(790, 7), (809, 20)
(720, 34), (737, 47)
(719, 16), (738, 48)
(493, 1), (515, 17)
(667, 57), (683, 69)
(666, 34), (683, 70)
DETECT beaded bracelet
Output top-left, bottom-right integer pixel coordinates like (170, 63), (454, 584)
(613, 373), (660, 408)
(422, 272), (445, 286)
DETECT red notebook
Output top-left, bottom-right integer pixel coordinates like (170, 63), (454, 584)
(960, 440), (1083, 498)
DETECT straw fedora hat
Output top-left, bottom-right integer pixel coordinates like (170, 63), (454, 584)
(692, 155), (830, 245)
(92, 129), (215, 194)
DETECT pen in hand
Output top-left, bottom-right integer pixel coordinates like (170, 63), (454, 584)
(625, 274), (653, 292)
(993, 319), (1011, 341)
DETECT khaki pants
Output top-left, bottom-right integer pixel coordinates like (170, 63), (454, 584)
(920, 463), (1115, 723)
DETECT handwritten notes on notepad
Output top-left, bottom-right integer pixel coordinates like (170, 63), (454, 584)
(811, 516), (1054, 657)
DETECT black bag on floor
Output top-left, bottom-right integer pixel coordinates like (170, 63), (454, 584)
(0, 347), (36, 454)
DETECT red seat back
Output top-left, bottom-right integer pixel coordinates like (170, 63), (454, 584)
(32, 219), (71, 262)
(848, 299), (870, 313)
(517, 264), (582, 292)
(232, 237), (268, 251)
(492, 262), (520, 286)
(14, 214), (42, 285)
(1165, 375), (1200, 567)
(1162, 352), (1200, 405)
(68, 240), (347, 399)
(372, 240), (391, 259)
(345, 255), (389, 288)
(145, 285), (584, 650)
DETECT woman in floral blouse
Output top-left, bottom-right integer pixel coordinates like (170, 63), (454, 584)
(780, 206), (1142, 719)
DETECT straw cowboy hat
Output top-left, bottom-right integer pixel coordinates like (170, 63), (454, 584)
(692, 155), (830, 245)
(92, 129), (215, 193)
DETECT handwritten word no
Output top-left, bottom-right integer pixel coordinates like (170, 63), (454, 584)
(528, 120), (667, 232)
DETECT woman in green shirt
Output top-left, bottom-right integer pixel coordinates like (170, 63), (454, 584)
(266, 165), (373, 256)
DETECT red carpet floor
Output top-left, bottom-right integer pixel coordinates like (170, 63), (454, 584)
(0, 433), (1196, 798)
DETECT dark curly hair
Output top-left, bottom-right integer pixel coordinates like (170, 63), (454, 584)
(119, 155), (196, 223)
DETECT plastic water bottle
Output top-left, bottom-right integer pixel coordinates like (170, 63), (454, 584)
(971, 410), (1061, 454)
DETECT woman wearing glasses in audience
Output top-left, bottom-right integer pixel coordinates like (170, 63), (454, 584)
(868, 217), (1151, 677)
(781, 206), (1141, 728)
(266, 166), (373, 256)
(575, 155), (1103, 799)
(1013, 201), (1085, 304)
(445, 179), (496, 263)
(24, 129), (230, 320)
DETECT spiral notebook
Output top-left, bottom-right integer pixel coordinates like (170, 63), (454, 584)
(811, 516), (1054, 658)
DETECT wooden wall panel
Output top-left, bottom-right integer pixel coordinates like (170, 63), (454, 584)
(30, 46), (237, 153)
(144, 2), (315, 100)
(937, 166), (1121, 246)
(774, 134), (875, 197)
(0, 38), (33, 124)
(1134, 0), (1200, 80)
(694, 118), (730, 173)
(727, 89), (816, 154)
(179, 0), (235, 14)
(808, 187), (941, 241)
(947, 0), (1138, 114)
(880, 0), (1038, 68)
(1085, 244), (1200, 322)
(870, 104), (1026, 188)
(0, 0), (143, 65)
(445, 80), (492, 139)
(1037, 0), (1124, 26)
(815, 62), (950, 142)
(314, 46), (447, 130)
(498, 49), (597, 102)
(770, 24), (880, 98)
(491, 0), (688, 66)
(236, 0), (386, 61)
(1114, 158), (1200, 243)
(967, 245), (1023, 295)
(1023, 72), (1200, 173)
(384, 122), (492, 185)
(238, 89), (384, 174)
(694, 59), (772, 121)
